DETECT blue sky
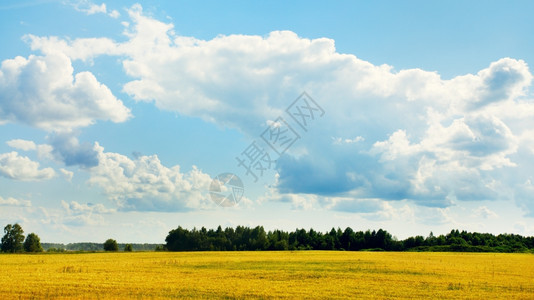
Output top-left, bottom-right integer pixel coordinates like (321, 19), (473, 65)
(1, 0), (534, 243)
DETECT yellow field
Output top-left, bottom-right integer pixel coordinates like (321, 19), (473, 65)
(0, 251), (532, 299)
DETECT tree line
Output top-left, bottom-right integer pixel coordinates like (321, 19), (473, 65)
(165, 226), (534, 253)
(42, 242), (163, 252)
(1, 223), (164, 253)
(3, 223), (533, 253)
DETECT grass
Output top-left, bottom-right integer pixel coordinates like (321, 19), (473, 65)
(0, 251), (533, 299)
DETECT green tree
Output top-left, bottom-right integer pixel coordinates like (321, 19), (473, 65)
(23, 233), (43, 252)
(103, 239), (118, 251)
(124, 244), (133, 252)
(1, 223), (25, 253)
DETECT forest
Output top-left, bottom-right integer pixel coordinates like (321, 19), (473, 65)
(166, 226), (534, 253)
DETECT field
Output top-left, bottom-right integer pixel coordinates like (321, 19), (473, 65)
(0, 251), (533, 299)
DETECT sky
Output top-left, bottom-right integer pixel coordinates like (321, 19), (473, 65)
(1, 0), (534, 243)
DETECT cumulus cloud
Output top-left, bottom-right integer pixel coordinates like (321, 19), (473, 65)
(515, 179), (534, 217)
(472, 206), (498, 219)
(25, 35), (120, 62)
(0, 196), (31, 207)
(0, 152), (55, 181)
(0, 53), (131, 131)
(473, 58), (532, 110)
(413, 207), (455, 226)
(6, 139), (36, 151)
(7, 139), (54, 160)
(7, 135), (98, 168)
(332, 136), (364, 145)
(88, 143), (213, 211)
(108, 9), (120, 18)
(59, 200), (114, 226)
(70, 1), (119, 18)
(60, 168), (74, 181)
(24, 4), (534, 213)
(61, 200), (115, 214)
(84, 3), (106, 14)
(50, 133), (99, 168)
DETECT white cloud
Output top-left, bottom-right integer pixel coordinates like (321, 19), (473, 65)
(88, 143), (213, 211)
(23, 4), (534, 214)
(472, 206), (498, 219)
(59, 200), (111, 227)
(71, 1), (106, 15)
(6, 139), (54, 161)
(0, 196), (31, 207)
(36, 144), (54, 161)
(108, 9), (120, 18)
(416, 207), (456, 226)
(0, 152), (55, 181)
(118, 7), (534, 212)
(0, 53), (131, 131)
(332, 136), (364, 145)
(60, 168), (74, 181)
(21, 201), (114, 229)
(61, 200), (115, 215)
(6, 139), (36, 151)
(86, 3), (106, 15)
(72, 1), (119, 19)
(25, 35), (121, 62)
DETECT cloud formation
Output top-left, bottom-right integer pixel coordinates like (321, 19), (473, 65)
(70, 1), (119, 18)
(0, 53), (131, 131)
(7, 139), (54, 161)
(0, 152), (55, 181)
(0, 196), (31, 207)
(50, 133), (99, 168)
(23, 4), (534, 214)
(88, 143), (213, 211)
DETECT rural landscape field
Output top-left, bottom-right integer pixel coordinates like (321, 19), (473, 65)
(1, 1), (534, 299)
(0, 251), (533, 299)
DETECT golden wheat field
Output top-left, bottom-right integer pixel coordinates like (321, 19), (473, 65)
(0, 251), (532, 299)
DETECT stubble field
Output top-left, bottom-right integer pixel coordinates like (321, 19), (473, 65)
(0, 251), (532, 299)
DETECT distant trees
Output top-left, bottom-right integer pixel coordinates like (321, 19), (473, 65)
(1, 224), (25, 253)
(165, 226), (534, 253)
(103, 239), (118, 251)
(2, 222), (533, 254)
(41, 243), (161, 251)
(24, 233), (43, 252)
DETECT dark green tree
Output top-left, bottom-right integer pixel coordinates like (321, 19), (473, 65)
(1, 223), (25, 253)
(103, 239), (118, 251)
(124, 244), (133, 252)
(23, 233), (43, 252)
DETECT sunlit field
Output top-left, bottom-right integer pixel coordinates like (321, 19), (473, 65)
(0, 251), (533, 299)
